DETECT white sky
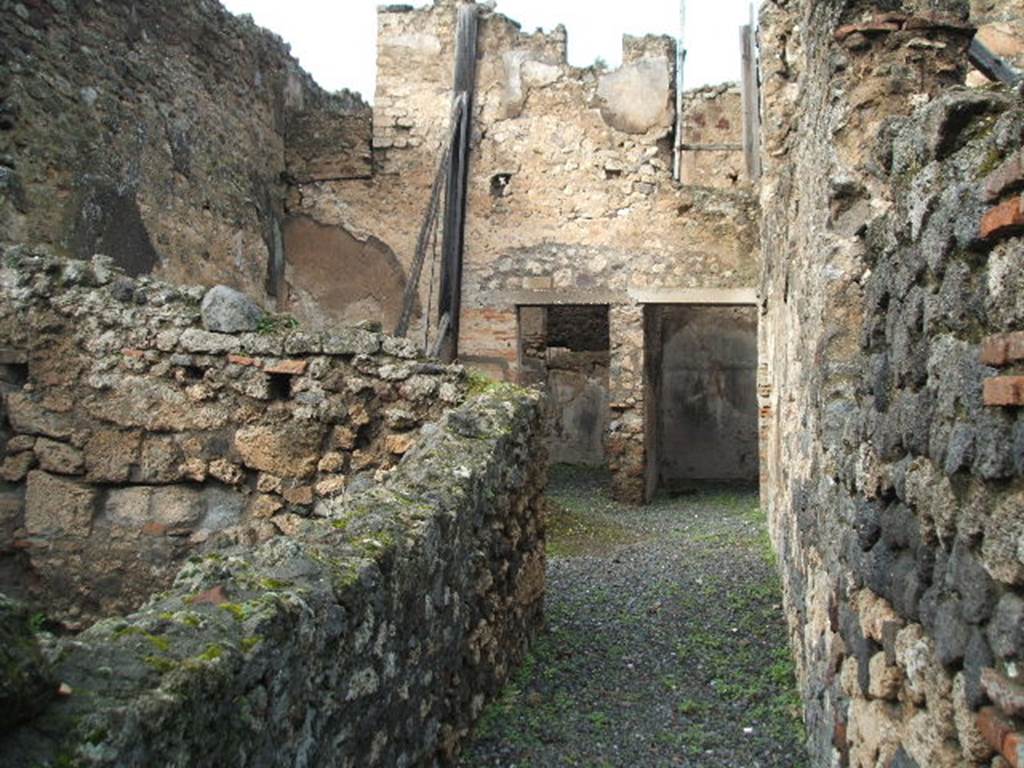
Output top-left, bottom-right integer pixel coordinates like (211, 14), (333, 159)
(220, 0), (758, 102)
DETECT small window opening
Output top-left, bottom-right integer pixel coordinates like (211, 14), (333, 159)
(268, 374), (292, 403)
(0, 362), (29, 387)
(490, 173), (512, 198)
(267, 372), (291, 400)
(546, 305), (610, 352)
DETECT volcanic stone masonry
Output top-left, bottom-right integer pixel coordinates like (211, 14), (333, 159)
(0, 246), (547, 766)
(759, 0), (1024, 765)
(3, 0), (1024, 765)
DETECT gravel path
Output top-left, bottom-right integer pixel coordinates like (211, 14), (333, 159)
(458, 466), (807, 768)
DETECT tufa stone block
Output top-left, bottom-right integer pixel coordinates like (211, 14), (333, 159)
(25, 471), (96, 537)
(0, 452), (36, 483)
(234, 424), (320, 478)
(33, 438), (84, 476)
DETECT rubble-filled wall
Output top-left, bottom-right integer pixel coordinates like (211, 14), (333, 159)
(292, 0), (760, 501)
(760, 1), (1024, 765)
(0, 248), (546, 766)
(0, 0), (370, 309)
(0, 246), (466, 624)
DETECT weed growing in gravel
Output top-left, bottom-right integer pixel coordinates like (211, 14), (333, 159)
(460, 466), (806, 768)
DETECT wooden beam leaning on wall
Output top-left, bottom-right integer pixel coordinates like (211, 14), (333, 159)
(740, 19), (762, 182)
(436, 3), (480, 363)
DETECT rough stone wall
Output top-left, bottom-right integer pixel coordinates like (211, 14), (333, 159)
(0, 246), (466, 625)
(0, 385), (545, 767)
(292, 0), (759, 501)
(679, 84), (746, 189)
(760, 1), (1024, 765)
(0, 0), (369, 310)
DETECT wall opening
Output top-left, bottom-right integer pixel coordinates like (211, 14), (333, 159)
(518, 305), (610, 467)
(645, 304), (759, 494)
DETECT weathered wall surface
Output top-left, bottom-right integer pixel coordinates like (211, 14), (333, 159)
(518, 305), (610, 467)
(1, 385), (545, 767)
(0, 246), (466, 624)
(679, 84), (746, 189)
(760, 1), (1024, 765)
(290, 0), (759, 501)
(0, 0), (369, 310)
(656, 305), (758, 485)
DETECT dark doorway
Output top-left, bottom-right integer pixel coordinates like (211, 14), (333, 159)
(647, 305), (758, 492)
(519, 305), (610, 467)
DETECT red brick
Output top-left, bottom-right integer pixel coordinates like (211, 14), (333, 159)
(141, 521), (167, 536)
(904, 14), (974, 33)
(1006, 731), (1024, 768)
(263, 359), (308, 376)
(984, 377), (1024, 407)
(834, 21), (900, 42)
(873, 12), (908, 25)
(984, 152), (1024, 203)
(981, 196), (1024, 241)
(981, 332), (1024, 367)
(282, 485), (314, 506)
(978, 707), (1014, 754)
(227, 353), (258, 367)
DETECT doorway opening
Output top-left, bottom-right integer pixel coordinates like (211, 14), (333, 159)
(645, 304), (759, 496)
(518, 304), (610, 467)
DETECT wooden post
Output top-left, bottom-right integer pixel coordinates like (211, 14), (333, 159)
(739, 20), (762, 182)
(437, 3), (479, 362)
(673, 0), (687, 182)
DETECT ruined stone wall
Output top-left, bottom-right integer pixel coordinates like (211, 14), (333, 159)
(760, 1), (1024, 765)
(0, 0), (369, 310)
(292, 0), (759, 501)
(0, 246), (466, 625)
(0, 385), (545, 767)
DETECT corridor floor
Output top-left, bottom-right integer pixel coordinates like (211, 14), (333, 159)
(459, 466), (807, 768)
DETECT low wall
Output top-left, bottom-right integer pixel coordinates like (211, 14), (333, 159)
(0, 384), (546, 766)
(0, 247), (467, 623)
